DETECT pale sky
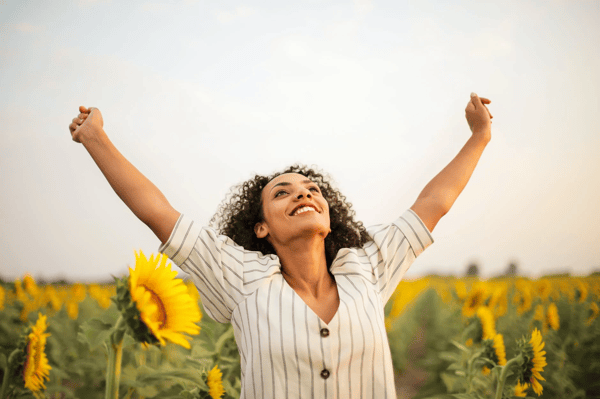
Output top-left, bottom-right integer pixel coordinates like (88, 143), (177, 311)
(1, 0), (599, 282)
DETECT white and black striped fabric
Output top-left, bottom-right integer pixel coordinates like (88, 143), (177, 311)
(158, 209), (434, 399)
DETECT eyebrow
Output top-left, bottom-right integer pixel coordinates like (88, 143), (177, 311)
(269, 179), (314, 193)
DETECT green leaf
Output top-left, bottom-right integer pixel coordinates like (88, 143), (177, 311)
(439, 351), (460, 362)
(0, 352), (6, 369)
(137, 367), (209, 391)
(185, 357), (213, 372)
(191, 344), (216, 358)
(441, 371), (465, 392)
(136, 385), (160, 398)
(222, 377), (240, 399)
(77, 318), (114, 350)
(217, 355), (239, 364)
(214, 326), (234, 354)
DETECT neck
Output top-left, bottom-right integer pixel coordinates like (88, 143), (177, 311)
(273, 236), (332, 298)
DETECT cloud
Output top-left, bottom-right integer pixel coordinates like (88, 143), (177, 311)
(215, 6), (255, 24)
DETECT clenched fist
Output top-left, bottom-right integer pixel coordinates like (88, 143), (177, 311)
(69, 106), (104, 144)
(465, 93), (493, 140)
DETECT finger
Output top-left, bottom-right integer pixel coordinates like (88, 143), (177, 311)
(72, 117), (82, 125)
(470, 92), (483, 109)
(79, 105), (88, 113)
(480, 97), (491, 104)
(481, 104), (493, 119)
(78, 113), (88, 120)
(69, 122), (78, 132)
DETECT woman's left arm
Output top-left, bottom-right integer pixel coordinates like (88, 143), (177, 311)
(410, 93), (493, 233)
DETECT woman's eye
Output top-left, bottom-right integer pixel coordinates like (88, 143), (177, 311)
(275, 190), (287, 197)
(310, 187), (320, 193)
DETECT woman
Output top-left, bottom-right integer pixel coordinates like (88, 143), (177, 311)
(68, 93), (492, 398)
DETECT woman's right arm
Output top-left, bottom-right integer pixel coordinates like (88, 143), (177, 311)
(69, 106), (180, 244)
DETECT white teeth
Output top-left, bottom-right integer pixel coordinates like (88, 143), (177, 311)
(294, 206), (315, 215)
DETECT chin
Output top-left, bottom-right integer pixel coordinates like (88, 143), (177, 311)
(299, 223), (330, 238)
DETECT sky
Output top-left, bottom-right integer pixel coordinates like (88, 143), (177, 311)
(1, 0), (599, 282)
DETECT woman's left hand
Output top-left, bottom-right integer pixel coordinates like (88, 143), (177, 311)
(465, 93), (493, 140)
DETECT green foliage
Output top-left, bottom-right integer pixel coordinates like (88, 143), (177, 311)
(2, 276), (600, 399)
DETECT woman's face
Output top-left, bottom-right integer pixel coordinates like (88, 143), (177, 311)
(255, 173), (331, 246)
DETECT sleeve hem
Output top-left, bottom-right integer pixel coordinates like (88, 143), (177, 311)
(392, 209), (434, 257)
(157, 214), (202, 266)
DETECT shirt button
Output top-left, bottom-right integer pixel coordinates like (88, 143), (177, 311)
(320, 369), (330, 379)
(320, 328), (330, 337)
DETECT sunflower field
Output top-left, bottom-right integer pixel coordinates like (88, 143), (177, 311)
(1, 253), (599, 399)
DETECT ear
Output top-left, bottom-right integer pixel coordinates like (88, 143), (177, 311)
(254, 221), (268, 239)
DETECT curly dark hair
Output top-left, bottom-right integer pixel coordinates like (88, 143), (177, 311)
(209, 165), (371, 269)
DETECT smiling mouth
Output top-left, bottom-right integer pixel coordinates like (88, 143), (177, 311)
(291, 205), (318, 216)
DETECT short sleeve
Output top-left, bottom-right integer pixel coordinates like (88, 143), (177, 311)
(158, 214), (257, 324)
(365, 209), (434, 304)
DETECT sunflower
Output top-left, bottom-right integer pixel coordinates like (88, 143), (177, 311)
(14, 279), (27, 302)
(454, 280), (468, 300)
(546, 302), (560, 331)
(575, 280), (588, 303)
(488, 286), (508, 318)
(43, 286), (62, 312)
(476, 306), (496, 340)
(23, 275), (40, 297)
(514, 382), (529, 397)
(513, 285), (533, 315)
(587, 302), (599, 326)
(88, 284), (113, 309)
(0, 285), (5, 310)
(533, 304), (544, 322)
(493, 334), (507, 366)
(481, 333), (506, 375)
(66, 300), (79, 320)
(70, 283), (87, 303)
(559, 280), (575, 302)
(463, 286), (488, 317)
(23, 313), (52, 394)
(207, 365), (226, 399)
(116, 250), (202, 348)
(535, 279), (552, 302)
(516, 328), (547, 396)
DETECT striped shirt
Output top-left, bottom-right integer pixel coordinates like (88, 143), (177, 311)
(158, 208), (434, 399)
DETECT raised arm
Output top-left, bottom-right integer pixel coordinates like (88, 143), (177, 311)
(410, 93), (493, 232)
(69, 106), (180, 244)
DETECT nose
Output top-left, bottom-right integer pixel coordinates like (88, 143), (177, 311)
(296, 186), (312, 199)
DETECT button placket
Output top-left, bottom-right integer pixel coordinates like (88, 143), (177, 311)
(318, 320), (334, 387)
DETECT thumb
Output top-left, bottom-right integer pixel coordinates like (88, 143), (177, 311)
(470, 92), (482, 109)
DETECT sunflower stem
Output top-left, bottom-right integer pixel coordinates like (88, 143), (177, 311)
(0, 349), (19, 399)
(105, 316), (127, 399)
(494, 354), (523, 399)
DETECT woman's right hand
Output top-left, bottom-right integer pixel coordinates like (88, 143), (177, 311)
(69, 106), (104, 143)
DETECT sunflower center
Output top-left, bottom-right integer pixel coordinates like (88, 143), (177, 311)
(143, 285), (167, 328)
(467, 292), (482, 308)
